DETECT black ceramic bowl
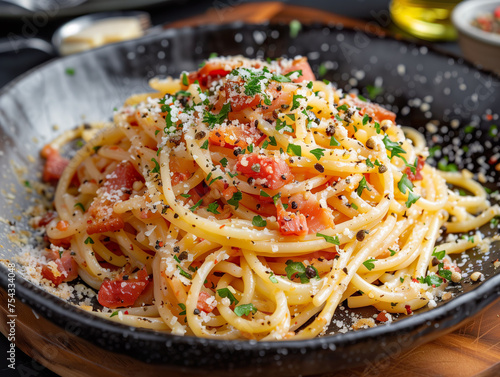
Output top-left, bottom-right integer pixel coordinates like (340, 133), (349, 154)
(0, 23), (499, 377)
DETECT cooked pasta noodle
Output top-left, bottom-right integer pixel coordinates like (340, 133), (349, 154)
(36, 56), (499, 340)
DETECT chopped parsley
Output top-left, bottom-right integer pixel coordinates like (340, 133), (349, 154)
(432, 248), (445, 260)
(417, 274), (444, 287)
(398, 173), (420, 208)
(84, 237), (94, 245)
(200, 140), (209, 150)
(382, 134), (407, 161)
(189, 199), (203, 212)
(178, 303), (187, 316)
(182, 72), (189, 86)
(287, 143), (302, 156)
(269, 272), (278, 284)
(150, 158), (160, 174)
(219, 157), (228, 167)
(177, 265), (193, 280)
(366, 85), (383, 100)
(363, 258), (375, 271)
(217, 288), (239, 305)
(252, 215), (267, 227)
(330, 135), (341, 147)
(291, 94), (306, 111)
(74, 202), (85, 212)
(65, 67), (75, 76)
(365, 158), (374, 168)
(227, 190), (242, 210)
(362, 114), (370, 125)
(234, 303), (258, 317)
(110, 311), (119, 318)
(310, 148), (325, 161)
(285, 260), (319, 283)
(356, 176), (372, 196)
(207, 202), (220, 214)
(316, 233), (340, 245)
(203, 103), (231, 128)
(437, 157), (458, 172)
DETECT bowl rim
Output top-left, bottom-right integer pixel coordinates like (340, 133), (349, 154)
(0, 20), (499, 366)
(452, 0), (500, 46)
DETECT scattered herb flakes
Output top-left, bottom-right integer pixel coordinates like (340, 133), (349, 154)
(310, 148), (325, 161)
(363, 258), (375, 271)
(316, 232), (340, 245)
(151, 158), (160, 174)
(84, 237), (94, 245)
(287, 143), (302, 156)
(203, 103), (231, 128)
(234, 303), (258, 317)
(200, 140), (209, 150)
(252, 215), (267, 227)
(177, 265), (193, 280)
(65, 67), (75, 76)
(189, 199), (203, 212)
(228, 190), (242, 210)
(110, 311), (119, 318)
(217, 288), (239, 305)
(291, 94), (306, 111)
(269, 272), (278, 284)
(437, 157), (458, 172)
(366, 85), (383, 99)
(74, 202), (85, 212)
(207, 202), (221, 214)
(382, 134), (407, 161)
(178, 303), (187, 315)
(330, 135), (341, 147)
(432, 248), (445, 260)
(356, 176), (372, 196)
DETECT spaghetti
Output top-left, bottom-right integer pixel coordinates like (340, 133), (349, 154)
(36, 56), (499, 340)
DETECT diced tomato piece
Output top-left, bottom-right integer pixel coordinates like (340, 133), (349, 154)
(235, 153), (293, 190)
(222, 80), (261, 112)
(98, 267), (150, 309)
(222, 186), (238, 201)
(38, 211), (57, 227)
(376, 311), (389, 322)
(87, 214), (125, 235)
(188, 62), (231, 89)
(87, 162), (142, 235)
(197, 290), (217, 313)
(282, 57), (316, 83)
(41, 249), (78, 286)
(405, 305), (412, 315)
(288, 193), (335, 234)
(41, 145), (69, 183)
(209, 123), (265, 149)
(339, 93), (396, 123)
(169, 156), (196, 185)
(104, 161), (143, 194)
(495, 6), (500, 19)
(47, 235), (72, 249)
(405, 156), (425, 181)
(277, 203), (308, 237)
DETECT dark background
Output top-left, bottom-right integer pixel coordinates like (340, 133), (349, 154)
(0, 0), (463, 376)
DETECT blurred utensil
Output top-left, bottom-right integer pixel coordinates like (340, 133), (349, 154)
(0, 0), (87, 12)
(0, 11), (151, 56)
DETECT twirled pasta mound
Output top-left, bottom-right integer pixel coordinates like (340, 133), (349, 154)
(38, 56), (499, 340)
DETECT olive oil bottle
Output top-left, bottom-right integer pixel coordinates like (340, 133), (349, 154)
(390, 0), (462, 41)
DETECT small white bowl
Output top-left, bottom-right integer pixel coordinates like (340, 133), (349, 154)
(452, 0), (500, 75)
